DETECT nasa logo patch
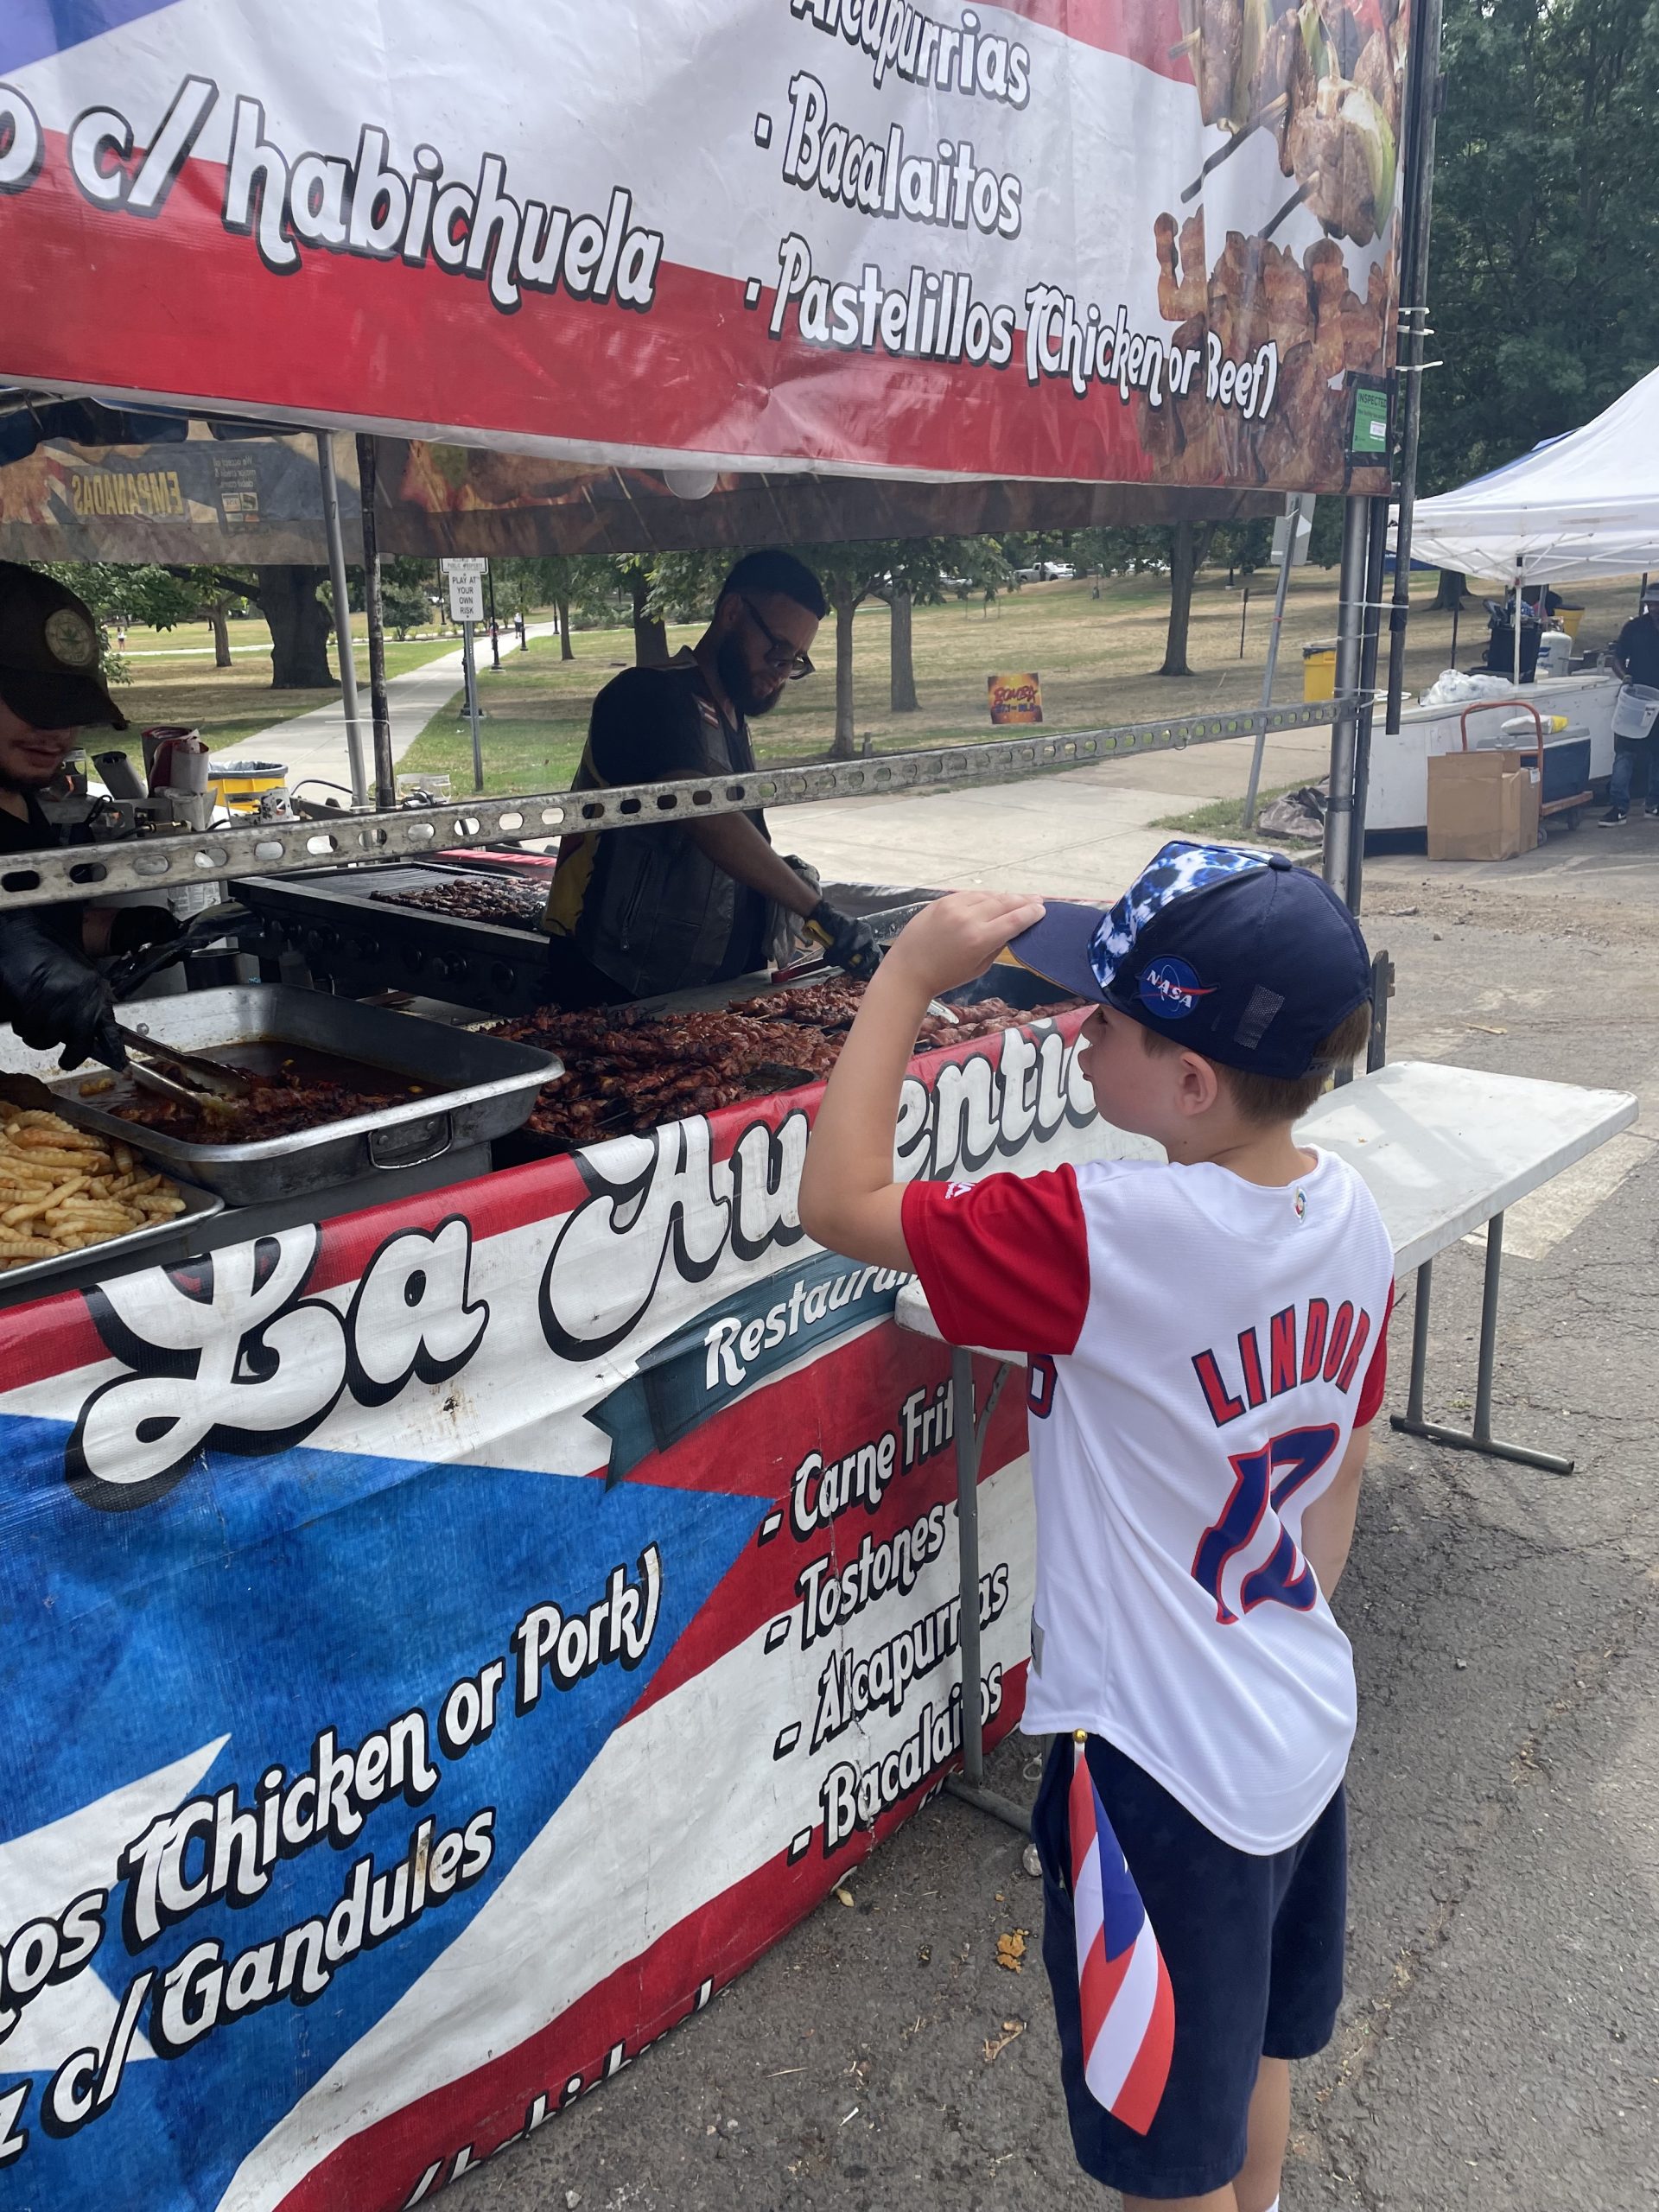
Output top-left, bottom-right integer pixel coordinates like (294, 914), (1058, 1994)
(1137, 955), (1212, 1019)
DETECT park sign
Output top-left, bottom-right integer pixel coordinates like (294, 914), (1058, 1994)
(0, 2), (1410, 497)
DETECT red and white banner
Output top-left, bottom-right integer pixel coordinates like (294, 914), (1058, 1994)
(0, 1), (1408, 491)
(0, 1011), (1141, 2212)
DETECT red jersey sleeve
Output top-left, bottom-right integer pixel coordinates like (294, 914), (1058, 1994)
(900, 1166), (1090, 1355)
(1354, 1283), (1396, 1427)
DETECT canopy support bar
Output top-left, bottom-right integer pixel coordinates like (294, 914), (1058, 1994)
(0, 703), (1338, 911)
(355, 434), (396, 810)
(1323, 495), (1373, 899)
(315, 430), (368, 809)
(1382, 0), (1446, 741)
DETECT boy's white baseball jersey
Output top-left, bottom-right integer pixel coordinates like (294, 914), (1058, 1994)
(902, 1148), (1395, 1854)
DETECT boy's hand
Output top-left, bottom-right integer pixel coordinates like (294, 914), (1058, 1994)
(882, 891), (1048, 999)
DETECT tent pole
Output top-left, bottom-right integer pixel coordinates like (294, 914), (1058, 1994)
(1382, 0), (1445, 741)
(354, 433), (396, 810)
(1323, 496), (1371, 900)
(1345, 492), (1391, 912)
(315, 430), (368, 808)
(1243, 498), (1299, 830)
(1513, 569), (1522, 688)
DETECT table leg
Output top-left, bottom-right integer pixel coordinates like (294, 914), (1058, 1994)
(1402, 1257), (1432, 1427)
(944, 1349), (1030, 1834)
(1389, 1213), (1574, 1475)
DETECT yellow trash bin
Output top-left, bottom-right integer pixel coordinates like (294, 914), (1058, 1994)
(1302, 646), (1338, 702)
(1555, 607), (1585, 643)
(208, 760), (289, 815)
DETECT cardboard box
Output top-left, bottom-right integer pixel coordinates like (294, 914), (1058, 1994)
(1427, 748), (1541, 861)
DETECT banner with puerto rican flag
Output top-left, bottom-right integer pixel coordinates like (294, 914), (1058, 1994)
(0, 1011), (1128, 2211)
(0, 0), (1408, 492)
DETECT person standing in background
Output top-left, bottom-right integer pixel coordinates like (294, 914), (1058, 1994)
(1599, 583), (1659, 825)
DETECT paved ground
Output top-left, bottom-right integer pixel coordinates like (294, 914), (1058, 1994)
(461, 750), (1659, 2212)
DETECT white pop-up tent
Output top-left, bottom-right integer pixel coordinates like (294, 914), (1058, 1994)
(1410, 364), (1659, 583)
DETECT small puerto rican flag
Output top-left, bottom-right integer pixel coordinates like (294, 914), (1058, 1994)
(1069, 1732), (1176, 2134)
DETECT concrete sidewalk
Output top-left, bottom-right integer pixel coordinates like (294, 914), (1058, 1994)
(232, 622), (559, 800)
(793, 719), (1335, 898)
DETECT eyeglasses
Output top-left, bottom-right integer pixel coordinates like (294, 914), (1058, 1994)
(741, 597), (815, 680)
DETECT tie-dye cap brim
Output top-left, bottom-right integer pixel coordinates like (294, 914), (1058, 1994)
(1001, 843), (1269, 1003)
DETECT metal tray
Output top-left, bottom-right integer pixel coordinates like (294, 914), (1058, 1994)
(0, 1174), (222, 1299)
(48, 984), (561, 1205)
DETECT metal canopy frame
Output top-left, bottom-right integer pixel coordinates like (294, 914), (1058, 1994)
(0, 702), (1336, 912)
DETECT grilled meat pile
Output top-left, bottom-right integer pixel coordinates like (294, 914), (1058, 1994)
(113, 1067), (410, 1143)
(370, 875), (548, 929)
(495, 984), (1082, 1155)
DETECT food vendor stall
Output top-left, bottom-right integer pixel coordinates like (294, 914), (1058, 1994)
(0, 1), (1436, 2205)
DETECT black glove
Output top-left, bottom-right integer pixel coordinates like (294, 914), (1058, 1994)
(105, 905), (183, 958)
(804, 899), (881, 982)
(0, 915), (126, 1071)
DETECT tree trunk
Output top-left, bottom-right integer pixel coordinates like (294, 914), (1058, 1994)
(629, 573), (669, 667)
(1158, 523), (1214, 677)
(253, 565), (334, 688)
(207, 601), (232, 669)
(1433, 568), (1466, 611)
(829, 594), (858, 760)
(557, 595), (573, 661)
(887, 589), (918, 712)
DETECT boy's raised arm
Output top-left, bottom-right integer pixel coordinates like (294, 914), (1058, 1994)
(798, 890), (1046, 1271)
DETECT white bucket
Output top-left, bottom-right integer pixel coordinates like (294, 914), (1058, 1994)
(1611, 683), (1659, 741)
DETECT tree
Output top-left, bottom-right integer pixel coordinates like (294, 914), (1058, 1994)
(1433, 569), (1467, 611)
(788, 542), (975, 758)
(1159, 522), (1218, 678)
(383, 585), (429, 639)
(1209, 518), (1274, 585)
(239, 568), (336, 688)
(1420, 0), (1659, 495)
(157, 563), (338, 688)
(607, 556), (669, 666)
(878, 537), (1014, 711)
(887, 585), (918, 712)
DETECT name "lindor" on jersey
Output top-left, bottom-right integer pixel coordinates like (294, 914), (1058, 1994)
(1191, 1296), (1377, 1429)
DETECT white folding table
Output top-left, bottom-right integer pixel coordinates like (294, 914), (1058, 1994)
(894, 1059), (1637, 1832)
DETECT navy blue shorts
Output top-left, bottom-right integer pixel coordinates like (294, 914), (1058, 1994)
(1032, 1733), (1346, 2200)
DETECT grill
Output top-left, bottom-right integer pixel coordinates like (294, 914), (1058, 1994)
(238, 863), (556, 1014)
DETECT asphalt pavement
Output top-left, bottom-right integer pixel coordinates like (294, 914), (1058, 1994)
(458, 779), (1659, 2212)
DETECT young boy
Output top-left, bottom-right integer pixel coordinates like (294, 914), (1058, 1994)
(798, 844), (1394, 2212)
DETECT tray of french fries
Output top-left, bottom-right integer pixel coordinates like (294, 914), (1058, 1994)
(0, 1109), (221, 1287)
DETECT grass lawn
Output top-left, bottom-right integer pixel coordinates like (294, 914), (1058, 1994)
(96, 618), (469, 761)
(397, 573), (1644, 800)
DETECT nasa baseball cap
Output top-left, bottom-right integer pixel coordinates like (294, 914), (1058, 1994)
(1004, 840), (1371, 1078)
(0, 563), (128, 732)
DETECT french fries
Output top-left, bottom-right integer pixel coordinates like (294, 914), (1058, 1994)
(0, 1111), (191, 1274)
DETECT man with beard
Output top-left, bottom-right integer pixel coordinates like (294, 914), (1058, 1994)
(542, 550), (878, 1006)
(0, 564), (177, 1067)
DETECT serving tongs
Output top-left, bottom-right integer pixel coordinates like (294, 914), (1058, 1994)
(112, 1022), (251, 1121)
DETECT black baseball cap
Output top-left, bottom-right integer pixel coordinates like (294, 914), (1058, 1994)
(0, 563), (128, 732)
(1003, 840), (1371, 1079)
